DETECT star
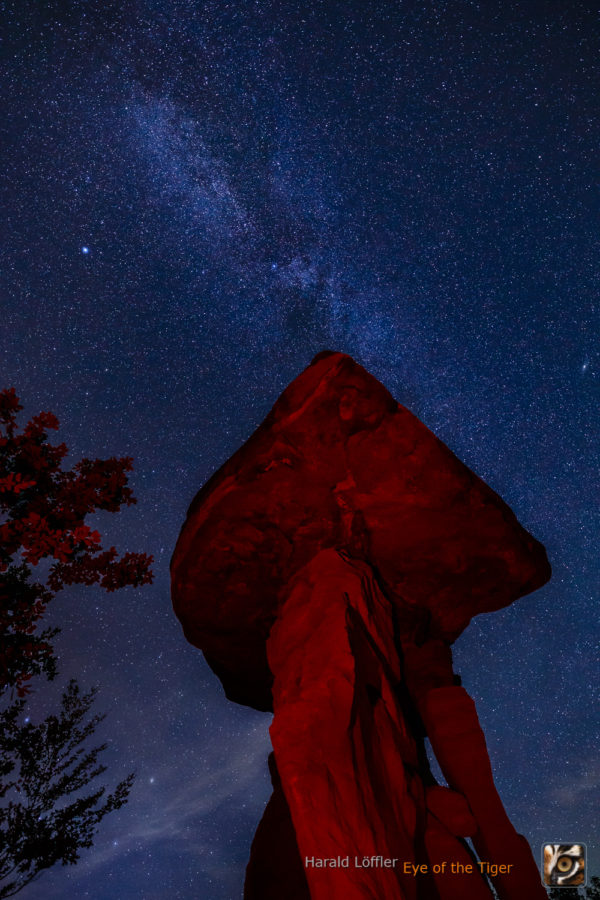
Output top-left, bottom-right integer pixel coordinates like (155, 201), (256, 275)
(1, 3), (596, 896)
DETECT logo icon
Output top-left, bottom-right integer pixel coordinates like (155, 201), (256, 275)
(542, 843), (586, 888)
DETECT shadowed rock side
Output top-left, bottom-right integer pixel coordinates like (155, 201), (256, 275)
(170, 352), (551, 900)
(244, 753), (310, 900)
(171, 351), (550, 711)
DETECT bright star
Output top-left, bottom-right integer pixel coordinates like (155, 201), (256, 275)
(81, 246), (90, 254)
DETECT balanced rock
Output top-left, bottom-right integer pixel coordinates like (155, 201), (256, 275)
(171, 351), (550, 711)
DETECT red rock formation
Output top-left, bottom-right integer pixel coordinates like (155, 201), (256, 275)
(171, 351), (549, 711)
(267, 549), (499, 900)
(403, 642), (548, 900)
(244, 753), (310, 900)
(171, 351), (551, 899)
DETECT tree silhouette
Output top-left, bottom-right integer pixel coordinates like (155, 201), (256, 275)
(586, 876), (600, 899)
(0, 681), (133, 898)
(546, 876), (600, 898)
(0, 389), (153, 896)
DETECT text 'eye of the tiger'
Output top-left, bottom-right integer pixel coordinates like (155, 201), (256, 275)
(557, 857), (573, 872)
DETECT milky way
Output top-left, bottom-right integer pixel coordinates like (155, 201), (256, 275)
(1, 2), (598, 897)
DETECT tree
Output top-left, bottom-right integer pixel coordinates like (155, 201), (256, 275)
(0, 681), (133, 898)
(0, 387), (153, 697)
(586, 877), (600, 899)
(547, 878), (600, 899)
(0, 388), (153, 895)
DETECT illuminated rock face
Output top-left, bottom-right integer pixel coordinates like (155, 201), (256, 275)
(171, 352), (551, 899)
(171, 351), (549, 711)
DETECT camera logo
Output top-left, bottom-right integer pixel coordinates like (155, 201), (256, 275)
(542, 843), (586, 888)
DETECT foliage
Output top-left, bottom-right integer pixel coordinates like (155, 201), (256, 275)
(547, 877), (600, 898)
(0, 387), (153, 696)
(0, 681), (134, 898)
(0, 389), (153, 896)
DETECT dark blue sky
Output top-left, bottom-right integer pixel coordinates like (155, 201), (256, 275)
(1, 1), (598, 897)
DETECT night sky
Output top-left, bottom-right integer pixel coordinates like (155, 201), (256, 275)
(1, 1), (598, 898)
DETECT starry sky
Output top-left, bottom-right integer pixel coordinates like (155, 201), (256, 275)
(1, 1), (598, 897)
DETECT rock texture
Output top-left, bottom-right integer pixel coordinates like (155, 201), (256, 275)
(171, 351), (550, 711)
(171, 351), (551, 900)
(267, 550), (498, 900)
